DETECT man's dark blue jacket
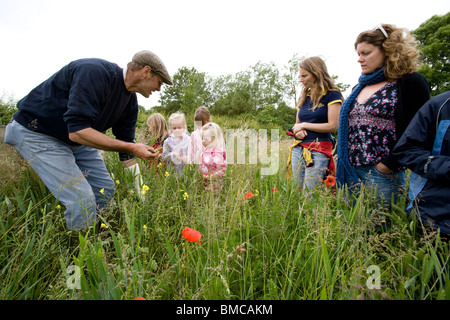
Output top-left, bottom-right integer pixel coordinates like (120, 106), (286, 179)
(393, 91), (450, 236)
(13, 58), (138, 160)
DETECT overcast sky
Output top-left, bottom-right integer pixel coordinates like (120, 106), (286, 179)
(1, 0), (449, 109)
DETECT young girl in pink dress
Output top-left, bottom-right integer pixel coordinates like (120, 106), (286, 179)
(198, 122), (226, 192)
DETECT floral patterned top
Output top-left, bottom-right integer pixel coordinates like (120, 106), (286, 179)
(199, 147), (227, 178)
(348, 82), (398, 166)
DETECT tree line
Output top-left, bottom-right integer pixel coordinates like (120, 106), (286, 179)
(1, 13), (448, 128)
(153, 53), (349, 130)
(151, 12), (448, 129)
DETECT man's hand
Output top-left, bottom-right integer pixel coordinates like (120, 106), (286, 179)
(69, 128), (158, 160)
(130, 143), (159, 160)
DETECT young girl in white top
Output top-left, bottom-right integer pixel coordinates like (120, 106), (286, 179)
(162, 112), (191, 175)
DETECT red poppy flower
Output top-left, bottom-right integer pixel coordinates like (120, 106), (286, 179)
(244, 192), (255, 200)
(272, 187), (278, 193)
(132, 296), (146, 300)
(324, 175), (336, 187)
(182, 227), (202, 244)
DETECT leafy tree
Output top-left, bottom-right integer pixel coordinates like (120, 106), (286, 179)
(159, 66), (211, 114)
(157, 55), (350, 129)
(249, 61), (284, 109)
(412, 12), (450, 96)
(256, 101), (297, 130)
(211, 61), (285, 116)
(0, 93), (17, 125)
(210, 70), (253, 116)
(208, 74), (233, 107)
(211, 78), (252, 116)
(281, 53), (303, 107)
(333, 75), (351, 94)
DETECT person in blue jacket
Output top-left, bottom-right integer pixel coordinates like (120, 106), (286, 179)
(393, 91), (450, 238)
(4, 50), (172, 232)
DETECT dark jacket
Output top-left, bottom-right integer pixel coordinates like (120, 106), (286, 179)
(13, 58), (138, 160)
(382, 72), (430, 171)
(393, 91), (450, 235)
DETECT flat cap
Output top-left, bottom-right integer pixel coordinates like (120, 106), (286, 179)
(132, 50), (173, 85)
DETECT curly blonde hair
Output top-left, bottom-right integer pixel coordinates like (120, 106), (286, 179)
(354, 24), (421, 81)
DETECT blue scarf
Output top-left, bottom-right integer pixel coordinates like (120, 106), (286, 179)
(336, 67), (386, 188)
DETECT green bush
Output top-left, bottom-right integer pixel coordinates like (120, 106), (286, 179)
(0, 94), (17, 125)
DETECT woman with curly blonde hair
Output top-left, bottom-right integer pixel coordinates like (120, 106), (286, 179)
(355, 24), (420, 81)
(336, 24), (430, 206)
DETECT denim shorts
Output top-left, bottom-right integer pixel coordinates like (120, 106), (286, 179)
(4, 121), (115, 230)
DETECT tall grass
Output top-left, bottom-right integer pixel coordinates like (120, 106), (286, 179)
(1, 137), (449, 300)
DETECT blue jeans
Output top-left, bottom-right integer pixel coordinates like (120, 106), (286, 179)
(353, 165), (406, 206)
(291, 145), (329, 192)
(4, 121), (115, 230)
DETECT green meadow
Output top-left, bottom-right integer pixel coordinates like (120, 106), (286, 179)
(0, 116), (449, 301)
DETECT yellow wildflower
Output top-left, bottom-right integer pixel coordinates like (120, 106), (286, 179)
(143, 225), (148, 230)
(100, 188), (105, 194)
(183, 192), (189, 200)
(165, 171), (170, 177)
(141, 184), (150, 195)
(100, 223), (108, 229)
